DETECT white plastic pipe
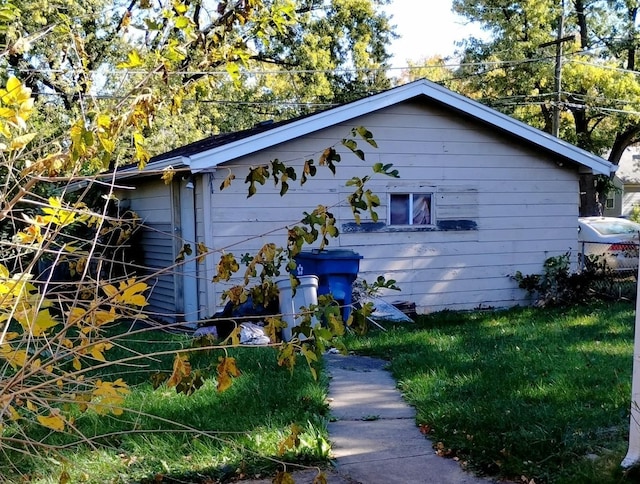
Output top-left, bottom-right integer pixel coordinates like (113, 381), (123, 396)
(622, 258), (640, 469)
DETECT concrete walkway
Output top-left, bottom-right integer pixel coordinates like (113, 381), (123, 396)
(241, 353), (494, 483)
(323, 353), (494, 484)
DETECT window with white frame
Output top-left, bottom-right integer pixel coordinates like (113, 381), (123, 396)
(605, 195), (615, 210)
(389, 193), (433, 226)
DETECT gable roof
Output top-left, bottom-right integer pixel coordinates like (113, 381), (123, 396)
(131, 79), (615, 176)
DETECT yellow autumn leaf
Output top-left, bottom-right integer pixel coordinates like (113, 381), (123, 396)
(96, 113), (111, 129)
(0, 107), (14, 118)
(16, 308), (58, 337)
(278, 423), (302, 456)
(0, 345), (27, 369)
(41, 197), (77, 227)
(2, 331), (19, 342)
(167, 354), (191, 388)
(26, 400), (36, 412)
(31, 308), (58, 336)
(91, 379), (130, 416)
(216, 356), (241, 392)
(161, 166), (175, 185)
(1, 76), (28, 104)
(94, 307), (116, 326)
(72, 357), (82, 371)
(172, 0), (188, 14)
(127, 293), (147, 306)
(89, 342), (113, 361)
(312, 472), (328, 484)
(117, 50), (143, 69)
(0, 76), (34, 128)
(9, 132), (35, 150)
(102, 284), (118, 298)
(273, 472), (295, 484)
(222, 325), (241, 346)
(196, 242), (208, 263)
(68, 307), (86, 326)
(7, 405), (20, 421)
(14, 223), (42, 244)
(75, 393), (91, 412)
(63, 243), (78, 253)
(134, 131), (150, 168)
(98, 133), (115, 154)
(37, 412), (65, 432)
(102, 280), (148, 306)
(119, 279), (148, 306)
(59, 469), (71, 484)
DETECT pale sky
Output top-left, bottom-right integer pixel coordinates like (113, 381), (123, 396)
(382, 0), (486, 69)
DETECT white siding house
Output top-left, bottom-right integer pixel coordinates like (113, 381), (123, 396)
(116, 79), (615, 321)
(604, 146), (640, 218)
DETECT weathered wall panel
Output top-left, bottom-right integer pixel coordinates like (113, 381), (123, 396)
(195, 99), (581, 313)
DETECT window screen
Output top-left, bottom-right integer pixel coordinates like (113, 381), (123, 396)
(390, 193), (432, 225)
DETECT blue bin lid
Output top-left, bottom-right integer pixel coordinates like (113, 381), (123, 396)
(297, 249), (363, 260)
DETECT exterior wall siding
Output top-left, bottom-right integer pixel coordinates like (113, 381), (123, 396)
(623, 185), (640, 217)
(200, 100), (580, 314)
(116, 180), (178, 322)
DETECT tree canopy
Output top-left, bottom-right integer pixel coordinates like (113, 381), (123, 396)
(2, 0), (395, 161)
(445, 0), (640, 214)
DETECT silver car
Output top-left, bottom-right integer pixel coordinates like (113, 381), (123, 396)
(578, 217), (640, 274)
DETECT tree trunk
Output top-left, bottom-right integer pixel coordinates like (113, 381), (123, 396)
(574, 0), (589, 48)
(627, 7), (638, 71)
(609, 126), (640, 166)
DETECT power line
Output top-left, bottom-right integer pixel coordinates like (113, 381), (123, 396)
(3, 52), (575, 77)
(8, 51), (633, 84)
(13, 52), (640, 116)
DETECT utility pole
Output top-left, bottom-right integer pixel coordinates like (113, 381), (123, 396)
(539, 0), (574, 137)
(552, 1), (564, 137)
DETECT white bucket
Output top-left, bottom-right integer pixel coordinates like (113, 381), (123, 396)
(275, 275), (319, 341)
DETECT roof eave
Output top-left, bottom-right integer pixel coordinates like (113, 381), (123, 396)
(115, 155), (192, 180)
(181, 80), (615, 177)
(188, 83), (425, 172)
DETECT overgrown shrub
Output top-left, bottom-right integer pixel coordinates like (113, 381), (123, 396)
(514, 252), (608, 306)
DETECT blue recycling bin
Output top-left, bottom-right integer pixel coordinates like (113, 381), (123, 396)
(294, 249), (363, 320)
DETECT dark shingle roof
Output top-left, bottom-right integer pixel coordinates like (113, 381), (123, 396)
(151, 113), (323, 163)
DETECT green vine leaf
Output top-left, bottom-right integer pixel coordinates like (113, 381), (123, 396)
(341, 138), (365, 160)
(373, 162), (400, 178)
(301, 159), (317, 185)
(352, 126), (378, 148)
(245, 165), (269, 197)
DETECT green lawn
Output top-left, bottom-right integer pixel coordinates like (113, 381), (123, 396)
(343, 301), (637, 484)
(5, 302), (640, 483)
(1, 327), (331, 483)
